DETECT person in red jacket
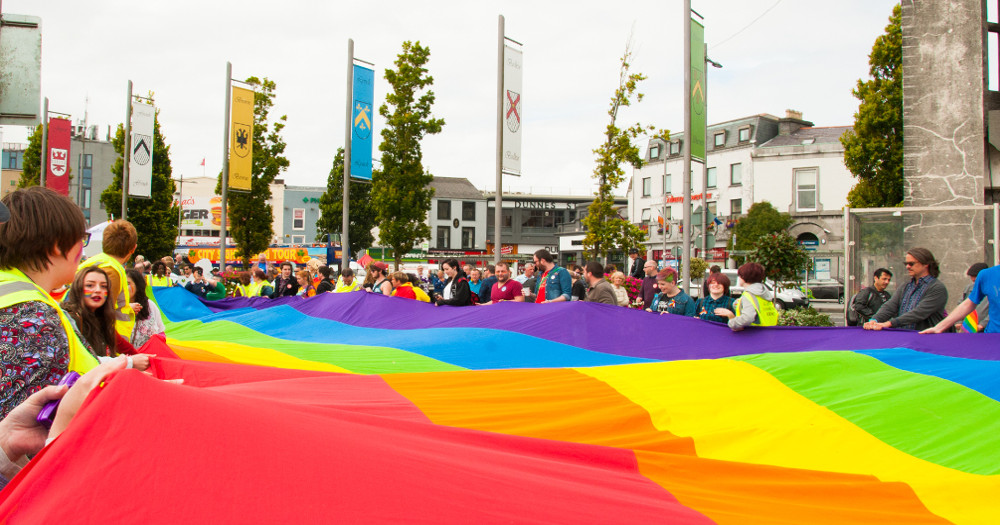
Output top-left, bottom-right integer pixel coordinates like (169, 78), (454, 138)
(389, 272), (416, 300)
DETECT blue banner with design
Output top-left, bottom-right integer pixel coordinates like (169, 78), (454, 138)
(351, 65), (375, 181)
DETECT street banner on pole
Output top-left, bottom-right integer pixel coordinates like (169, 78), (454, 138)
(229, 86), (254, 192)
(46, 117), (71, 196)
(690, 18), (706, 162)
(351, 64), (374, 181)
(502, 45), (522, 175)
(128, 101), (155, 198)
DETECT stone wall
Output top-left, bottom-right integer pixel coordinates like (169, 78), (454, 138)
(901, 0), (989, 303)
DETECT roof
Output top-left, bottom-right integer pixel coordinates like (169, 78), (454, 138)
(430, 177), (484, 200)
(758, 126), (852, 148)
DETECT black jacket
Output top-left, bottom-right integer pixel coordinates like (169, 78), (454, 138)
(271, 276), (300, 298)
(436, 274), (473, 306)
(630, 257), (646, 279)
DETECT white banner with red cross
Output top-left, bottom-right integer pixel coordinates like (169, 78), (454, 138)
(502, 45), (522, 175)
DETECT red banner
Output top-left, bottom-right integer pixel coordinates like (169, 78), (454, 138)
(46, 117), (72, 196)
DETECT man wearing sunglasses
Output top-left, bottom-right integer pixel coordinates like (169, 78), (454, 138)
(864, 247), (949, 332)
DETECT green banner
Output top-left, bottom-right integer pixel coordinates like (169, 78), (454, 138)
(690, 19), (706, 162)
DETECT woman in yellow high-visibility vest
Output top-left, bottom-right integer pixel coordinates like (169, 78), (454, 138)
(716, 262), (779, 331)
(0, 187), (102, 418)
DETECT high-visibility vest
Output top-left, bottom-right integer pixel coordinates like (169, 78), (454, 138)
(334, 277), (361, 293)
(0, 268), (99, 374)
(734, 291), (779, 327)
(247, 281), (266, 297)
(147, 274), (173, 287)
(235, 283), (251, 298)
(78, 253), (135, 340)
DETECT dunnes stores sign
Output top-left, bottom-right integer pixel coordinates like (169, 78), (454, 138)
(491, 200), (578, 210)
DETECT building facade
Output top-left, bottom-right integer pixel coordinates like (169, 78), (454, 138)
(282, 185), (325, 245)
(630, 110), (851, 280)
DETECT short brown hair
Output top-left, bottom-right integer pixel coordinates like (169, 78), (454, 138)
(706, 272), (731, 296)
(585, 261), (604, 278)
(390, 271), (408, 283)
(533, 249), (554, 263)
(737, 262), (766, 284)
(0, 187), (86, 273)
(103, 220), (138, 258)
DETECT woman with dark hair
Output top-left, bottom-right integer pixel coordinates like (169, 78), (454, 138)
(315, 266), (335, 294)
(126, 268), (165, 348)
(147, 261), (173, 287)
(717, 262), (778, 330)
(694, 272), (736, 323)
(63, 267), (149, 370)
(865, 247), (949, 331)
(434, 258), (473, 306)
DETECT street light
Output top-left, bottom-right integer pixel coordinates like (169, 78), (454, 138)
(701, 51), (723, 259)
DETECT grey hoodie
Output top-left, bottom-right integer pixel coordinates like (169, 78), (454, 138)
(729, 282), (774, 331)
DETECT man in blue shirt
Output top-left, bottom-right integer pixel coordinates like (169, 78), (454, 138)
(922, 264), (999, 334)
(532, 249), (572, 303)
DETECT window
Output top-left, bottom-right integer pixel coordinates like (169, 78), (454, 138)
(730, 198), (742, 216)
(662, 206), (672, 220)
(663, 173), (672, 194)
(487, 209), (514, 229)
(83, 189), (92, 209)
(461, 227), (475, 249)
(738, 127), (751, 142)
(714, 132), (726, 148)
(436, 226), (450, 249)
(649, 144), (660, 159)
(5, 151), (21, 169)
(291, 235), (305, 244)
(706, 167), (717, 188)
(292, 208), (305, 230)
(642, 177), (651, 196)
(462, 201), (476, 221)
(521, 209), (556, 229)
(795, 168), (818, 211)
(730, 163), (742, 185)
(641, 208), (651, 223)
(83, 154), (93, 168)
(437, 200), (451, 220)
(669, 141), (681, 155)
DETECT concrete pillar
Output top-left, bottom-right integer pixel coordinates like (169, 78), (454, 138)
(901, 0), (988, 301)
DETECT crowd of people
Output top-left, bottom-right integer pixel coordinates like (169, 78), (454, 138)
(0, 186), (997, 487)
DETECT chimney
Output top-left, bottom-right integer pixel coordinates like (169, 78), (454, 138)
(778, 109), (813, 136)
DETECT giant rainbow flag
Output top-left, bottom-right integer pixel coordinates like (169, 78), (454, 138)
(1, 288), (997, 523)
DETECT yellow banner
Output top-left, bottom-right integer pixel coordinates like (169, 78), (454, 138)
(229, 86), (254, 191)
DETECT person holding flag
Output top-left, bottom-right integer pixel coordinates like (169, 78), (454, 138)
(0, 187), (101, 418)
(77, 220), (139, 343)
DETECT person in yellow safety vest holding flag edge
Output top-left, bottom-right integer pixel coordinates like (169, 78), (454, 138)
(334, 268), (362, 293)
(76, 220), (139, 343)
(248, 269), (273, 297)
(716, 262), (779, 330)
(0, 187), (101, 419)
(146, 261), (174, 288)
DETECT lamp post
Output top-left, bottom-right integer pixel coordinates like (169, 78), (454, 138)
(701, 50), (722, 257)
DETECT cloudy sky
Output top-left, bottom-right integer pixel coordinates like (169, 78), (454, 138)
(1, 0), (900, 194)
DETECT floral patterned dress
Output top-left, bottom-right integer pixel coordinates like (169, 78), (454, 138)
(0, 302), (95, 418)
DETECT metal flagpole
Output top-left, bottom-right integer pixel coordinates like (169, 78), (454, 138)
(342, 38), (354, 271)
(220, 63), (232, 270)
(122, 80), (132, 220)
(494, 15), (504, 266)
(40, 97), (47, 188)
(682, 0), (692, 293)
(701, 45), (708, 257)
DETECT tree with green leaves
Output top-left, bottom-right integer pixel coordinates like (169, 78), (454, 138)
(751, 231), (812, 287)
(16, 125), (42, 188)
(316, 148), (376, 258)
(841, 4), (902, 208)
(372, 41), (444, 269)
(583, 41), (662, 263)
(728, 201), (793, 264)
(99, 111), (179, 261)
(216, 77), (289, 267)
